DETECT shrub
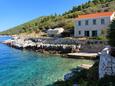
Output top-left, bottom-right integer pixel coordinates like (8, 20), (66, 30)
(98, 75), (115, 86)
(107, 20), (115, 47)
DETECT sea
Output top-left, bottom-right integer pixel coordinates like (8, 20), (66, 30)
(0, 36), (93, 86)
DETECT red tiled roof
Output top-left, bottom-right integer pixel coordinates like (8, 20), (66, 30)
(76, 12), (114, 19)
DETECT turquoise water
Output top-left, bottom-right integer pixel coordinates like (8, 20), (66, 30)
(0, 36), (94, 86)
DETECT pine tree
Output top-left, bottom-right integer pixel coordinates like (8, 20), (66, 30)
(107, 20), (115, 47)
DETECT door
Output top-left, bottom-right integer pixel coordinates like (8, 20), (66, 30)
(92, 30), (97, 37)
(84, 31), (90, 37)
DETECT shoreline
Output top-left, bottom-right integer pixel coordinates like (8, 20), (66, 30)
(2, 36), (103, 60)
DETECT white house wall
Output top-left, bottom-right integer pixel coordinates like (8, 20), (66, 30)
(74, 16), (112, 37)
(110, 12), (115, 21)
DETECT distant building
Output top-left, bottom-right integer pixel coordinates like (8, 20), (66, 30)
(74, 12), (115, 37)
(47, 28), (64, 37)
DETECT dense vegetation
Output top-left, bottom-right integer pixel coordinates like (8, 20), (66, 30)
(0, 0), (115, 35)
(107, 20), (115, 47)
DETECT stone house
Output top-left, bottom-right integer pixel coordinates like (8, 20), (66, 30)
(74, 12), (115, 37)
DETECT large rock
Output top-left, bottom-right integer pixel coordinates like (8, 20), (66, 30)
(99, 46), (115, 78)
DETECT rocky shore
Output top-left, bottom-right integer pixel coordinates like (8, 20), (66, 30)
(3, 36), (107, 58)
(3, 37), (79, 55)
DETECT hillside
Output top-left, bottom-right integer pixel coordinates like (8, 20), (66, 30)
(0, 0), (115, 35)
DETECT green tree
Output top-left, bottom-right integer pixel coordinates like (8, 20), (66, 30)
(107, 20), (115, 47)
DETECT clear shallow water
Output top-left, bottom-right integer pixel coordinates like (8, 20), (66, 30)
(0, 36), (94, 86)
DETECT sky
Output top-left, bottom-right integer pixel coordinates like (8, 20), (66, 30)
(0, 0), (89, 31)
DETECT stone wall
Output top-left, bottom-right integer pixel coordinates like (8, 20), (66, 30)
(81, 44), (105, 53)
(99, 46), (115, 78)
(30, 38), (86, 44)
(29, 38), (107, 53)
(11, 37), (107, 53)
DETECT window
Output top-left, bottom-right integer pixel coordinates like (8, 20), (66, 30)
(93, 19), (96, 25)
(101, 19), (105, 24)
(79, 31), (81, 35)
(85, 20), (89, 25)
(78, 21), (81, 26)
(92, 30), (97, 37)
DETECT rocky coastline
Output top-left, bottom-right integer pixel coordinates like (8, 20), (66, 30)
(2, 36), (107, 59)
(3, 37), (79, 56)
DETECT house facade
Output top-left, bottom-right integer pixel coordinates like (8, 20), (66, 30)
(74, 12), (115, 37)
